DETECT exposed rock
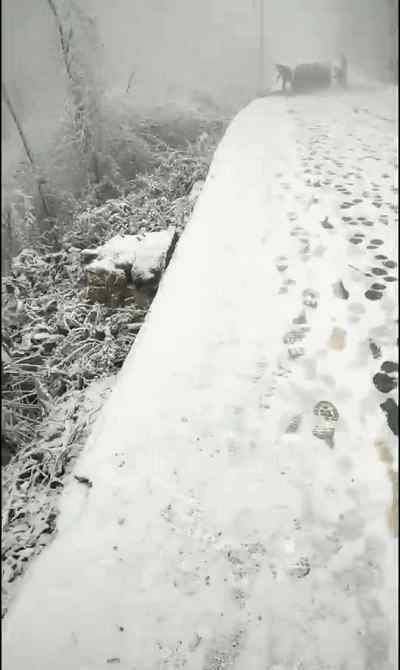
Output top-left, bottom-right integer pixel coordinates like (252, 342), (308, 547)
(85, 264), (127, 307)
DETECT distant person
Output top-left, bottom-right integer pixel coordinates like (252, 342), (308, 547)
(275, 64), (293, 92)
(334, 54), (348, 87)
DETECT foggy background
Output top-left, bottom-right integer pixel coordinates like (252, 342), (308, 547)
(2, 0), (397, 185)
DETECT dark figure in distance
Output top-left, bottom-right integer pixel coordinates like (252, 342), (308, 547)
(276, 64), (293, 92)
(334, 54), (348, 87)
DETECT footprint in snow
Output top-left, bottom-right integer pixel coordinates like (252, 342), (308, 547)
(292, 310), (307, 325)
(364, 262), (394, 300)
(349, 233), (365, 245)
(332, 280), (349, 300)
(290, 225), (306, 238)
(366, 238), (384, 250)
(278, 278), (296, 296)
(275, 256), (288, 272)
(302, 289), (319, 309)
(321, 216), (334, 230)
(381, 259), (396, 269)
(364, 288), (383, 301)
(380, 398), (399, 436)
(368, 339), (382, 359)
(283, 327), (309, 345)
(312, 400), (340, 448)
(373, 361), (398, 394)
(286, 556), (311, 579)
(288, 346), (305, 360)
(285, 414), (302, 434)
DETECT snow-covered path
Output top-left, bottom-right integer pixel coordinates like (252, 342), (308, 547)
(3, 86), (398, 670)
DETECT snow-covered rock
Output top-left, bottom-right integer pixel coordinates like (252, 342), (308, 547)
(82, 228), (178, 305)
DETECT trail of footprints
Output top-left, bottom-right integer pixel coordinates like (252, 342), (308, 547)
(297, 108), (398, 436)
(266, 102), (398, 441)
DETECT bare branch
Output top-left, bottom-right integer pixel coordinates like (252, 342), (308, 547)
(2, 83), (50, 217)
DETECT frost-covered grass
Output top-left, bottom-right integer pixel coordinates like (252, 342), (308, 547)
(2, 103), (225, 450)
(1, 102), (227, 616)
(2, 95), (227, 262)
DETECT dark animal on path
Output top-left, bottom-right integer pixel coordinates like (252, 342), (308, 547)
(276, 64), (293, 92)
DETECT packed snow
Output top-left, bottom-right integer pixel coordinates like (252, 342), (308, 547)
(2, 84), (398, 670)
